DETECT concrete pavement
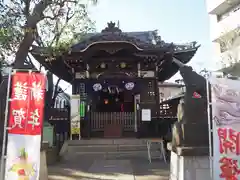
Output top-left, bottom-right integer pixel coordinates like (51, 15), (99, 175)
(48, 156), (169, 180)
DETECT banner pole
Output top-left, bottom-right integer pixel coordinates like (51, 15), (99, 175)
(206, 77), (213, 179)
(70, 95), (74, 140)
(0, 68), (12, 179)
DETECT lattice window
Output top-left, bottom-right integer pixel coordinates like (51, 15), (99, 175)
(78, 83), (87, 99)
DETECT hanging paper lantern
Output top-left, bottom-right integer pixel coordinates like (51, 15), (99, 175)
(125, 82), (134, 90)
(100, 63), (106, 68)
(93, 83), (102, 91)
(104, 99), (109, 104)
(120, 62), (126, 68)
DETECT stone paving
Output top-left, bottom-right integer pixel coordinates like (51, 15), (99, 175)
(48, 156), (169, 180)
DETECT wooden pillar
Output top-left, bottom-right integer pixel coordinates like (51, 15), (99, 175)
(72, 79), (77, 94)
(86, 64), (89, 78)
(154, 64), (160, 135)
(74, 79), (87, 139)
(85, 63), (91, 138)
(137, 62), (141, 77)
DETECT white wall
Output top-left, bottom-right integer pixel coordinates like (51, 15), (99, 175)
(159, 86), (183, 102)
(207, 0), (240, 66)
(210, 9), (240, 41)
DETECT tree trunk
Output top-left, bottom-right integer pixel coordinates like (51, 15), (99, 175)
(13, 33), (35, 69)
(0, 62), (2, 83)
(44, 71), (54, 122)
(13, 0), (52, 68)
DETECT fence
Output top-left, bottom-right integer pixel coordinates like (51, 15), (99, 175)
(90, 112), (135, 132)
(48, 107), (70, 152)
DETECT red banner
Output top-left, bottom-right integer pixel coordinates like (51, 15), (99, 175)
(4, 71), (46, 180)
(8, 72), (45, 135)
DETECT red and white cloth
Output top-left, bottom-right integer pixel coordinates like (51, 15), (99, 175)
(4, 72), (45, 180)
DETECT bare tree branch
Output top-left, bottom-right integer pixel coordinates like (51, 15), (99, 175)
(35, 28), (45, 46)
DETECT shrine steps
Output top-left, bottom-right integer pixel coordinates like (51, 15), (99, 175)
(60, 139), (160, 160)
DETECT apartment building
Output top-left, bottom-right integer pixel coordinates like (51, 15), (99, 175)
(206, 0), (240, 65)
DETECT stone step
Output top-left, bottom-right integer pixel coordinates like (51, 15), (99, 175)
(105, 151), (162, 160)
(67, 144), (158, 153)
(63, 150), (162, 161)
(74, 150), (150, 155)
(60, 139), (164, 160)
(67, 139), (149, 146)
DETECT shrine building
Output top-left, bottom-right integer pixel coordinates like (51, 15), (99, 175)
(31, 22), (199, 139)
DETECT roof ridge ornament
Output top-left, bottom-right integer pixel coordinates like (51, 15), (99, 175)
(174, 41), (200, 52)
(101, 21), (122, 33)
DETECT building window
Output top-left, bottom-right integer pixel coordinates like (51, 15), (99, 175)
(148, 81), (152, 88)
(55, 99), (59, 108)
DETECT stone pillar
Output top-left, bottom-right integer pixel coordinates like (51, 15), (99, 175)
(180, 66), (209, 147)
(39, 150), (48, 180)
(39, 142), (49, 180)
(168, 146), (210, 180)
(168, 65), (210, 180)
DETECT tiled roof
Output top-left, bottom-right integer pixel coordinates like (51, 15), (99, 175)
(158, 82), (184, 87)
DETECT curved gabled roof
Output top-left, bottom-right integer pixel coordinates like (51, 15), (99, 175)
(30, 22), (199, 83)
(31, 45), (198, 83)
(157, 45), (199, 81)
(70, 32), (157, 52)
(70, 23), (168, 52)
(71, 30), (159, 52)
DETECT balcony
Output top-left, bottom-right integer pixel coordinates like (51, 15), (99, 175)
(219, 45), (240, 66)
(211, 8), (240, 41)
(207, 0), (227, 14)
(207, 0), (239, 14)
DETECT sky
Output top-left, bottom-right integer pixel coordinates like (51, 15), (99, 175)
(60, 0), (217, 94)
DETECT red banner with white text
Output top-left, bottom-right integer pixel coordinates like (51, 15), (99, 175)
(8, 72), (45, 135)
(4, 71), (46, 180)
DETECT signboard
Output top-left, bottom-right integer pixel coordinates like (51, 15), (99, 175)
(70, 95), (80, 137)
(141, 109), (151, 121)
(209, 77), (240, 180)
(80, 101), (85, 117)
(4, 71), (45, 180)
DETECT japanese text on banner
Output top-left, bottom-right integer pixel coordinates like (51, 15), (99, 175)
(210, 78), (240, 180)
(218, 128), (240, 180)
(8, 72), (45, 135)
